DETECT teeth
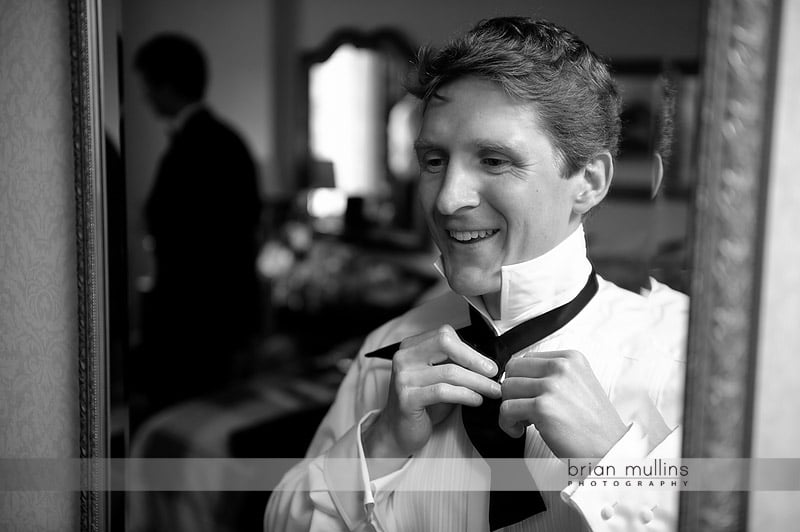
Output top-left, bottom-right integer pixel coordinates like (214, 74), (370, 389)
(449, 229), (497, 242)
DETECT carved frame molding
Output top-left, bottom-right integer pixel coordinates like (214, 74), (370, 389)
(69, 0), (108, 531)
(680, 0), (780, 530)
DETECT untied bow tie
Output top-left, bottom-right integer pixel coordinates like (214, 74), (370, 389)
(366, 272), (599, 530)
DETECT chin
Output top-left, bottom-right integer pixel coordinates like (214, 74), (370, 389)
(445, 269), (499, 298)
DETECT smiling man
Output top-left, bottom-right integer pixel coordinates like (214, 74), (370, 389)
(266, 17), (687, 532)
(415, 75), (606, 315)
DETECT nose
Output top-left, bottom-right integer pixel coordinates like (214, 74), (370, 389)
(435, 162), (480, 215)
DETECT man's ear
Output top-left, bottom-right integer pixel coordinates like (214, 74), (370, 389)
(572, 151), (613, 216)
(650, 153), (664, 199)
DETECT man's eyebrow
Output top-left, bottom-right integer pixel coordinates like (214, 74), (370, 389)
(473, 140), (523, 154)
(413, 139), (439, 151)
(413, 139), (525, 154)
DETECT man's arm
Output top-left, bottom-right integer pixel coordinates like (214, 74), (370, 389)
(561, 335), (686, 531)
(563, 426), (682, 532)
(265, 321), (499, 532)
(264, 351), (377, 532)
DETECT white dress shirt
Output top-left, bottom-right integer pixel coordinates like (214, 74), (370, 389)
(265, 226), (688, 532)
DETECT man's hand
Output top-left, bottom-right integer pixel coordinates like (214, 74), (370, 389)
(499, 350), (627, 459)
(363, 325), (501, 464)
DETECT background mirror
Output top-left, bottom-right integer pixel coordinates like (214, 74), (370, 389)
(97, 1), (705, 530)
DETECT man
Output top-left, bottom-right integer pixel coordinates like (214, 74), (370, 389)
(132, 34), (262, 419)
(266, 18), (686, 531)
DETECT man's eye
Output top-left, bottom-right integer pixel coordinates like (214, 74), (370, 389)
(423, 157), (446, 172)
(482, 158), (508, 168)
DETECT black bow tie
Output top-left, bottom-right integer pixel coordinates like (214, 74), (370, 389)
(366, 272), (598, 530)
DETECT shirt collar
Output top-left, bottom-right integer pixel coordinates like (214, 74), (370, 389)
(434, 224), (592, 335)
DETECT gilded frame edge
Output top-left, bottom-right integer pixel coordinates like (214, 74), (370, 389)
(680, 0), (781, 530)
(69, 0), (109, 531)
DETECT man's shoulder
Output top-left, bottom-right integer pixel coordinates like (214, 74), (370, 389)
(594, 275), (688, 319)
(359, 290), (470, 355)
(643, 277), (690, 317)
(590, 276), (689, 361)
(180, 109), (249, 150)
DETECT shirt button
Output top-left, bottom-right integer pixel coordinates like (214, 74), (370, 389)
(600, 504), (616, 520)
(640, 506), (655, 524)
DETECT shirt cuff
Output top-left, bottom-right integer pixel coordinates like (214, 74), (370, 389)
(318, 410), (412, 531)
(356, 411), (413, 503)
(560, 423), (681, 531)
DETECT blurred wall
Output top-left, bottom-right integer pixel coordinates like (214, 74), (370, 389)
(0, 0), (79, 529)
(298, 0), (703, 57)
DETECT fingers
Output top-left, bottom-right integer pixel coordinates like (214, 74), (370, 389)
(409, 383), (485, 410)
(500, 376), (547, 400)
(504, 349), (584, 378)
(498, 398), (535, 438)
(408, 364), (501, 399)
(390, 326), (502, 417)
(499, 352), (576, 438)
(503, 357), (554, 379)
(398, 325), (498, 378)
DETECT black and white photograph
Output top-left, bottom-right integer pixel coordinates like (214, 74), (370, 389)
(1, 0), (799, 531)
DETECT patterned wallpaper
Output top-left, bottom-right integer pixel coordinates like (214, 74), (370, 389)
(0, 0), (80, 529)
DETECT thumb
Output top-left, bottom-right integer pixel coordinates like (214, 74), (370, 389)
(498, 412), (526, 439)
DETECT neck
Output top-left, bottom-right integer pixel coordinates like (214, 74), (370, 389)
(168, 101), (204, 133)
(467, 224), (592, 334)
(481, 293), (502, 320)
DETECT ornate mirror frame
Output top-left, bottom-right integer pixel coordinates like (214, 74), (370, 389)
(69, 0), (109, 530)
(69, 0), (782, 530)
(679, 0), (781, 529)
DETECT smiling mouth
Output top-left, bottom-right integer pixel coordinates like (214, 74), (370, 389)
(447, 229), (499, 243)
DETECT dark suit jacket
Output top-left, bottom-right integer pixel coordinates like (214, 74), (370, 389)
(140, 107), (262, 404)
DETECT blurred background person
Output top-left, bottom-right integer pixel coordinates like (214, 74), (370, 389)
(131, 33), (262, 428)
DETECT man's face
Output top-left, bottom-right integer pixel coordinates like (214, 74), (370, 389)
(416, 77), (585, 298)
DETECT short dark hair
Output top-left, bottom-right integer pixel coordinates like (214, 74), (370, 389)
(654, 75), (676, 171)
(134, 34), (207, 101)
(408, 17), (621, 176)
